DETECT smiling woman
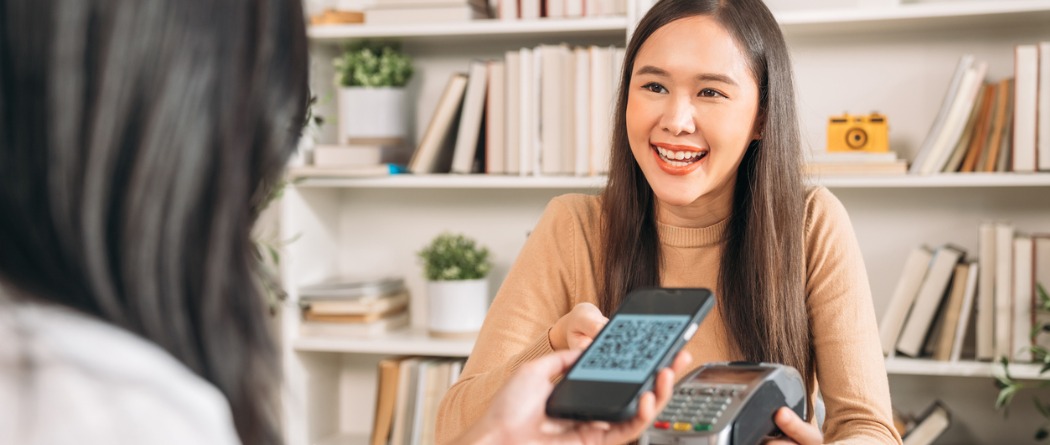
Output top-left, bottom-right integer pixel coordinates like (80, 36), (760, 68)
(435, 0), (903, 444)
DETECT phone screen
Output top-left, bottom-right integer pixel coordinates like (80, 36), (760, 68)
(566, 314), (691, 383)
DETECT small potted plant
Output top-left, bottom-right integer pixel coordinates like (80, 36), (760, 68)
(418, 232), (492, 338)
(333, 40), (413, 145)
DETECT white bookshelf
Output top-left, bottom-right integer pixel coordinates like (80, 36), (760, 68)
(776, 0), (1050, 35)
(291, 172), (1050, 189)
(284, 1), (1050, 444)
(307, 17), (629, 42)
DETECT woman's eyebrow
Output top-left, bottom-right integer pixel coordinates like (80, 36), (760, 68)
(635, 65), (738, 86)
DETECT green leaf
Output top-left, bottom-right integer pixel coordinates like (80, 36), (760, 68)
(1037, 428), (1049, 441)
(1036, 398), (1050, 419)
(997, 382), (1021, 412)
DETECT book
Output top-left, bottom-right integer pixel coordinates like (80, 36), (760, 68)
(485, 60), (505, 174)
(942, 81), (991, 173)
(371, 357), (410, 445)
(902, 401), (951, 445)
(910, 55), (974, 174)
(518, 47), (535, 176)
(588, 46), (613, 176)
(921, 61), (987, 174)
(504, 50), (521, 174)
(976, 223), (997, 360)
(933, 263), (971, 361)
(1039, 42), (1050, 171)
(303, 291), (410, 316)
(805, 160), (907, 176)
(952, 82), (995, 173)
(540, 44), (569, 175)
(451, 61), (489, 174)
(979, 79), (1012, 173)
(390, 357), (422, 445)
(897, 244), (964, 357)
(1013, 235), (1034, 361)
(573, 46), (591, 177)
(950, 261), (979, 362)
(287, 164), (407, 179)
(880, 246), (934, 356)
(298, 311), (409, 337)
(410, 73), (468, 174)
(299, 277), (405, 300)
(807, 151), (899, 163)
(364, 5), (489, 24)
(994, 223), (1015, 359)
(303, 305), (407, 323)
(312, 144), (402, 167)
(1013, 45), (1039, 173)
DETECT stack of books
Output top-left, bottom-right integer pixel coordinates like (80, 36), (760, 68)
(911, 42), (1050, 175)
(363, 0), (491, 25)
(805, 151), (908, 176)
(289, 142), (410, 178)
(371, 357), (465, 445)
(298, 277), (410, 337)
(878, 225), (1050, 363)
(894, 401), (952, 445)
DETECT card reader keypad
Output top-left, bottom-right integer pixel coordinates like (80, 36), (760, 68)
(653, 384), (746, 432)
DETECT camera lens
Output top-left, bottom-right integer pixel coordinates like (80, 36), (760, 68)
(845, 128), (868, 150)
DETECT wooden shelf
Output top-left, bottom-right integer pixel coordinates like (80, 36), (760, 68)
(307, 17), (627, 43)
(776, 0), (1050, 35)
(885, 357), (1050, 380)
(291, 173), (1050, 189)
(294, 327), (475, 356)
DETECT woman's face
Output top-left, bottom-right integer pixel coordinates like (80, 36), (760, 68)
(626, 15), (762, 209)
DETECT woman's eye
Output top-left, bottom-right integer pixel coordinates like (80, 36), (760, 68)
(699, 88), (726, 98)
(642, 82), (667, 94)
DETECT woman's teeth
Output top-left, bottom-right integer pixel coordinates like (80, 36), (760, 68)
(655, 146), (706, 166)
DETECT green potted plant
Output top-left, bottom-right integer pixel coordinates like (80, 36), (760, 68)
(997, 283), (1050, 440)
(333, 40), (413, 145)
(418, 232), (492, 338)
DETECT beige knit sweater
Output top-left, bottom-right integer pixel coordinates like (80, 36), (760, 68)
(435, 187), (902, 445)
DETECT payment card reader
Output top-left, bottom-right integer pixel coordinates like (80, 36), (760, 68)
(641, 362), (806, 445)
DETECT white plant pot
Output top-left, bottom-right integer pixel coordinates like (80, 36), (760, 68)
(427, 278), (489, 338)
(336, 86), (408, 144)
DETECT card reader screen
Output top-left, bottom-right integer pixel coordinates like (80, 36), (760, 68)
(700, 368), (767, 384)
(566, 314), (691, 383)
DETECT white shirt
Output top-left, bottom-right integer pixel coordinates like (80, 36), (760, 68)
(0, 300), (241, 445)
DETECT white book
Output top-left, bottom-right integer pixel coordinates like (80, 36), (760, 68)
(808, 151), (899, 164)
(1013, 236), (1034, 362)
(911, 55), (974, 174)
(312, 144), (385, 167)
(546, 0), (565, 18)
(994, 223), (1015, 359)
(574, 47), (591, 176)
(497, 0), (517, 19)
(520, 0), (540, 19)
(897, 245), (964, 357)
(950, 261), (980, 362)
(298, 311), (410, 337)
(540, 45), (565, 175)
(565, 0), (583, 17)
(879, 246), (934, 356)
(921, 61), (987, 174)
(364, 6), (487, 24)
(1039, 42), (1050, 171)
(486, 60), (506, 174)
(504, 51), (521, 174)
(409, 73), (468, 174)
(518, 47), (533, 176)
(976, 222), (997, 360)
(903, 401), (951, 445)
(584, 0), (600, 16)
(1014, 45), (1039, 173)
(588, 46), (613, 175)
(559, 47), (576, 175)
(451, 61), (489, 174)
(531, 47), (543, 175)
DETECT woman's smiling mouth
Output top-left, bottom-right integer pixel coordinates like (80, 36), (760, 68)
(650, 142), (708, 173)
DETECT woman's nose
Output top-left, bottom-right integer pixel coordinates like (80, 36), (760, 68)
(660, 95), (696, 136)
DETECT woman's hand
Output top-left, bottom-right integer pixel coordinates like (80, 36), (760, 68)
(549, 303), (608, 351)
(457, 348), (693, 445)
(765, 407), (823, 445)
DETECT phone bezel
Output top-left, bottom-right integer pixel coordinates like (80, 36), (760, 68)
(544, 287), (715, 422)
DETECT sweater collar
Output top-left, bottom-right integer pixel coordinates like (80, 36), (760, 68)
(656, 217), (729, 248)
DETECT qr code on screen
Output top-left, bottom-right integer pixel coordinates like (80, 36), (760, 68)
(578, 318), (683, 371)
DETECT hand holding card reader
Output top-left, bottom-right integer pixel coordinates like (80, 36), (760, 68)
(642, 363), (806, 445)
(546, 288), (715, 422)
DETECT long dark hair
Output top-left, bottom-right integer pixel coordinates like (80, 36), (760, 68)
(0, 0), (308, 443)
(599, 0), (811, 414)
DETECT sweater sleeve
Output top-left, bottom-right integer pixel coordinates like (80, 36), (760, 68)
(435, 196), (581, 444)
(804, 188), (903, 445)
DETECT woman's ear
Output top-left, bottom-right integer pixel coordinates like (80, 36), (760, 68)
(752, 111), (766, 141)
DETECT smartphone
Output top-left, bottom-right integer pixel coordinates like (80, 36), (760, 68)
(545, 287), (715, 422)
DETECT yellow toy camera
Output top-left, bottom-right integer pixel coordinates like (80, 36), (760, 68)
(826, 112), (889, 153)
